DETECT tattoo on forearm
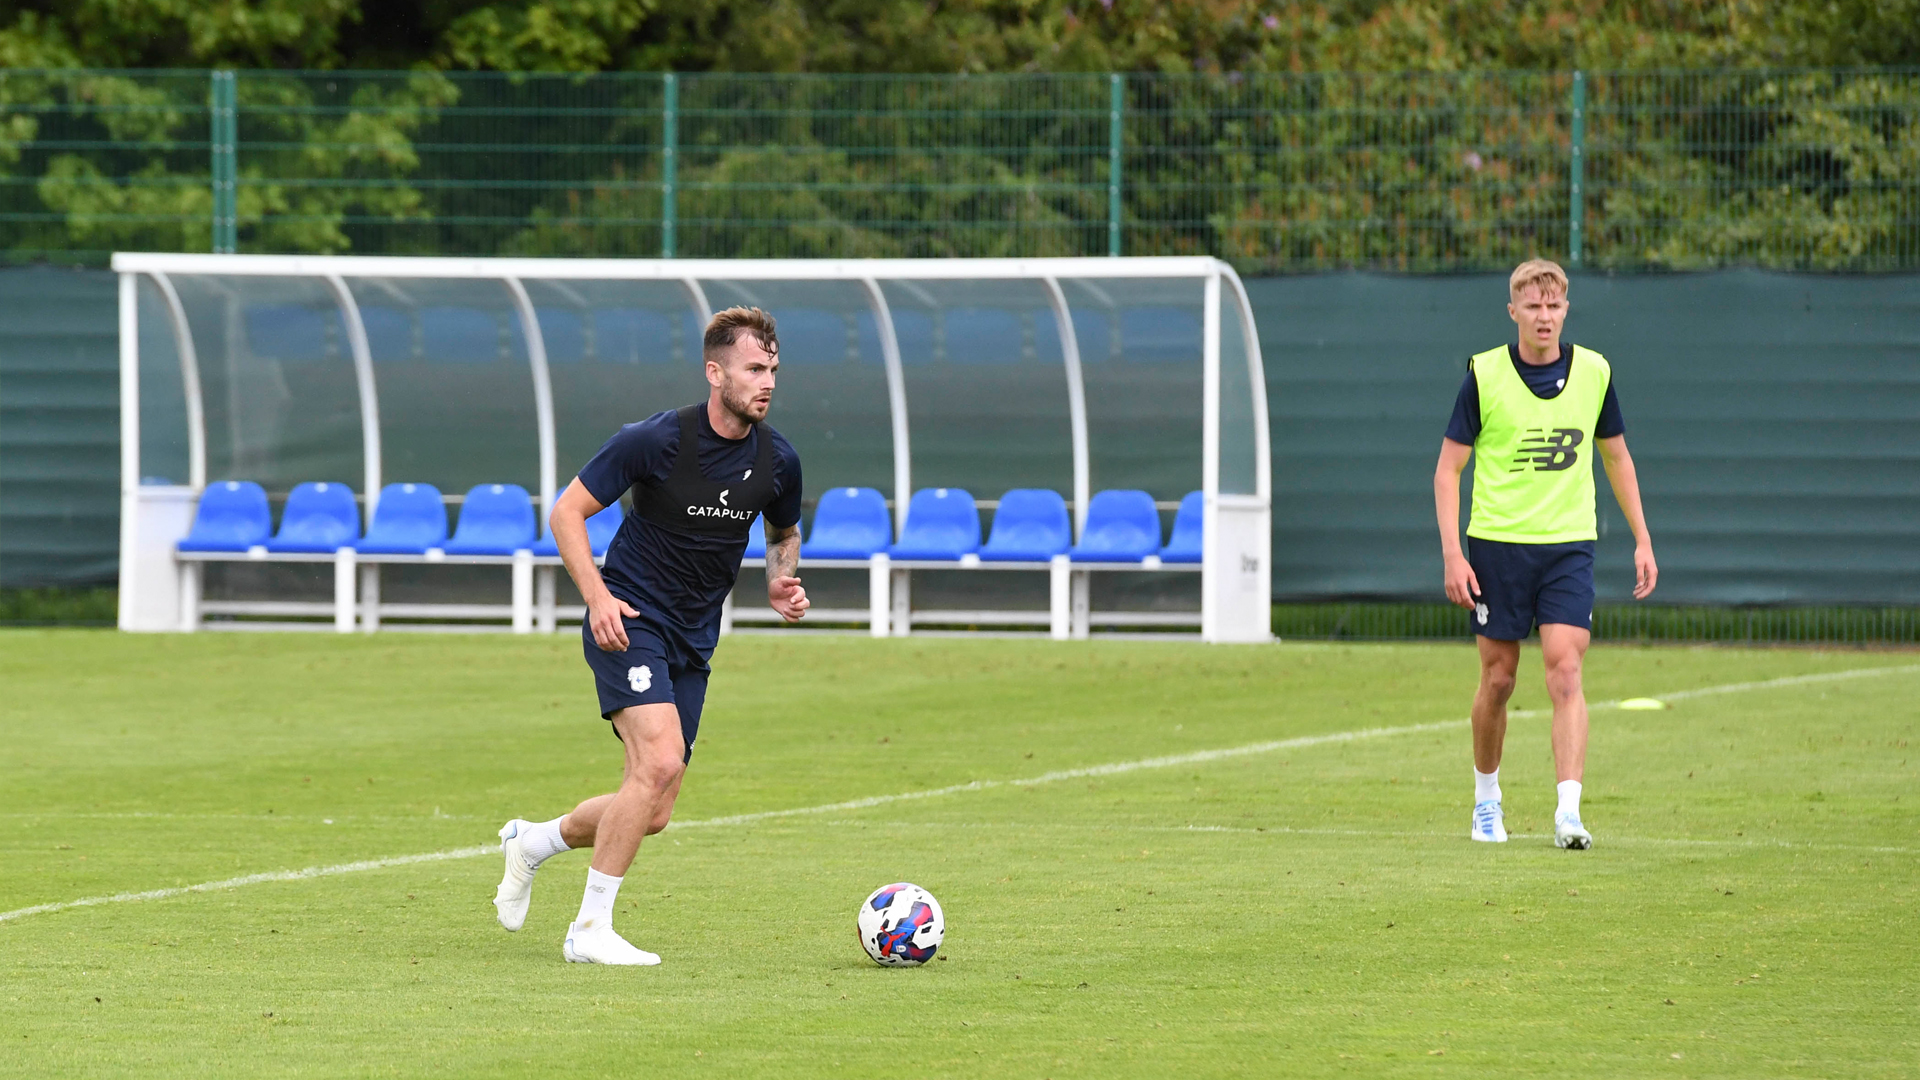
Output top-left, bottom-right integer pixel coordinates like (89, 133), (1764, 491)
(766, 525), (801, 585)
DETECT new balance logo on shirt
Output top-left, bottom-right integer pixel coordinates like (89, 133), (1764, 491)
(1513, 427), (1583, 472)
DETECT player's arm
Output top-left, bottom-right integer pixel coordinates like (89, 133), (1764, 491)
(1434, 437), (1480, 610)
(1597, 435), (1658, 599)
(550, 477), (637, 651)
(763, 517), (809, 622)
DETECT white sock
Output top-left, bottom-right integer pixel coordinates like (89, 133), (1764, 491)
(1557, 779), (1583, 818)
(1474, 769), (1501, 804)
(574, 868), (623, 932)
(520, 817), (571, 868)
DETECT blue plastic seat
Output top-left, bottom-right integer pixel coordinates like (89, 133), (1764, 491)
(531, 501), (623, 557)
(1160, 491), (1204, 563)
(744, 514), (767, 558)
(356, 483), (448, 555)
(802, 487), (891, 559)
(265, 482), (360, 553)
(1069, 489), (1161, 563)
(442, 483), (536, 555)
(178, 480), (272, 552)
(979, 489), (1071, 562)
(888, 488), (980, 561)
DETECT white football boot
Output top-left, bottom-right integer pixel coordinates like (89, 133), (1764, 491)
(563, 923), (662, 966)
(1470, 799), (1508, 843)
(493, 819), (539, 932)
(1554, 811), (1593, 850)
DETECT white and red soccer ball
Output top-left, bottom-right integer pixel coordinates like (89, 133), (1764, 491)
(857, 882), (944, 966)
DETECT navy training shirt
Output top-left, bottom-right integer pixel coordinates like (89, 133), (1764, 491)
(1444, 343), (1625, 445)
(576, 407), (802, 648)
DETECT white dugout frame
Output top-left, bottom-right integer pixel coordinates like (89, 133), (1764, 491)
(112, 254), (1272, 643)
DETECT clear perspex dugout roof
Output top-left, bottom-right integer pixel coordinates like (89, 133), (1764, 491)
(114, 254), (1271, 641)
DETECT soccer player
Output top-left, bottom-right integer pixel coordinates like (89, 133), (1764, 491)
(493, 306), (808, 964)
(1433, 259), (1657, 850)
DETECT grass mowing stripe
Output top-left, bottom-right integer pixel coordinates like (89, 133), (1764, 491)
(15, 666), (1901, 824)
(5, 661), (1912, 928)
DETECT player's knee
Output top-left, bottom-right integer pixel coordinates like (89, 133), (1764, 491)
(1545, 655), (1583, 695)
(1480, 666), (1517, 700)
(625, 750), (682, 796)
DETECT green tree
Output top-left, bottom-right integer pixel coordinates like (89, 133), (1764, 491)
(0, 0), (361, 68)
(4, 0), (1917, 74)
(1, 1), (1915, 268)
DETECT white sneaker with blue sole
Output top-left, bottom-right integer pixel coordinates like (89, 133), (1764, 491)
(1554, 811), (1593, 850)
(564, 923), (662, 966)
(1470, 799), (1507, 842)
(494, 819), (538, 932)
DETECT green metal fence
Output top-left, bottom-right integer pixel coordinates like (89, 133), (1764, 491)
(4, 588), (1916, 642)
(1269, 603), (1920, 645)
(3, 68), (1916, 271)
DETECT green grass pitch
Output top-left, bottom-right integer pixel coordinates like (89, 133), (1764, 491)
(2, 630), (1915, 1078)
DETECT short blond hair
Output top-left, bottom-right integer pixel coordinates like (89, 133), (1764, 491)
(703, 306), (778, 364)
(1509, 258), (1568, 299)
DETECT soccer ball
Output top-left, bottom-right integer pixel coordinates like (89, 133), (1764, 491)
(857, 882), (944, 966)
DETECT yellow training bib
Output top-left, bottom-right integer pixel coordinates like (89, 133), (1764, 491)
(1466, 344), (1611, 544)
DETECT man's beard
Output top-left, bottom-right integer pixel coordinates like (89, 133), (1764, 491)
(719, 379), (768, 424)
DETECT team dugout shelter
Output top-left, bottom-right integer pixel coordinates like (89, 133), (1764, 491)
(111, 255), (1271, 643)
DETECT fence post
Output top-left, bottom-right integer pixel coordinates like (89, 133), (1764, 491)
(1108, 73), (1123, 257)
(1568, 70), (1585, 267)
(209, 70), (237, 254)
(662, 72), (677, 259)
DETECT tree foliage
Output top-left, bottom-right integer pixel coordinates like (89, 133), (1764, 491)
(0, 2), (1914, 269)
(1, 0), (1916, 74)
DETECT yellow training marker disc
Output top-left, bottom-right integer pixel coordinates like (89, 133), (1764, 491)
(1618, 697), (1669, 710)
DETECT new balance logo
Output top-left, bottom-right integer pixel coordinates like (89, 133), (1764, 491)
(1514, 427), (1583, 472)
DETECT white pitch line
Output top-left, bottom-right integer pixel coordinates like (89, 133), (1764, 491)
(4, 662), (1915, 925)
(0, 721), (1464, 925)
(1623, 663), (1920, 704)
(0, 845), (494, 925)
(673, 719), (1466, 829)
(0, 813), (487, 822)
(811, 819), (1920, 856)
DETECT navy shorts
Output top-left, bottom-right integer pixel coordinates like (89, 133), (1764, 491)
(581, 611), (711, 762)
(1465, 537), (1595, 641)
